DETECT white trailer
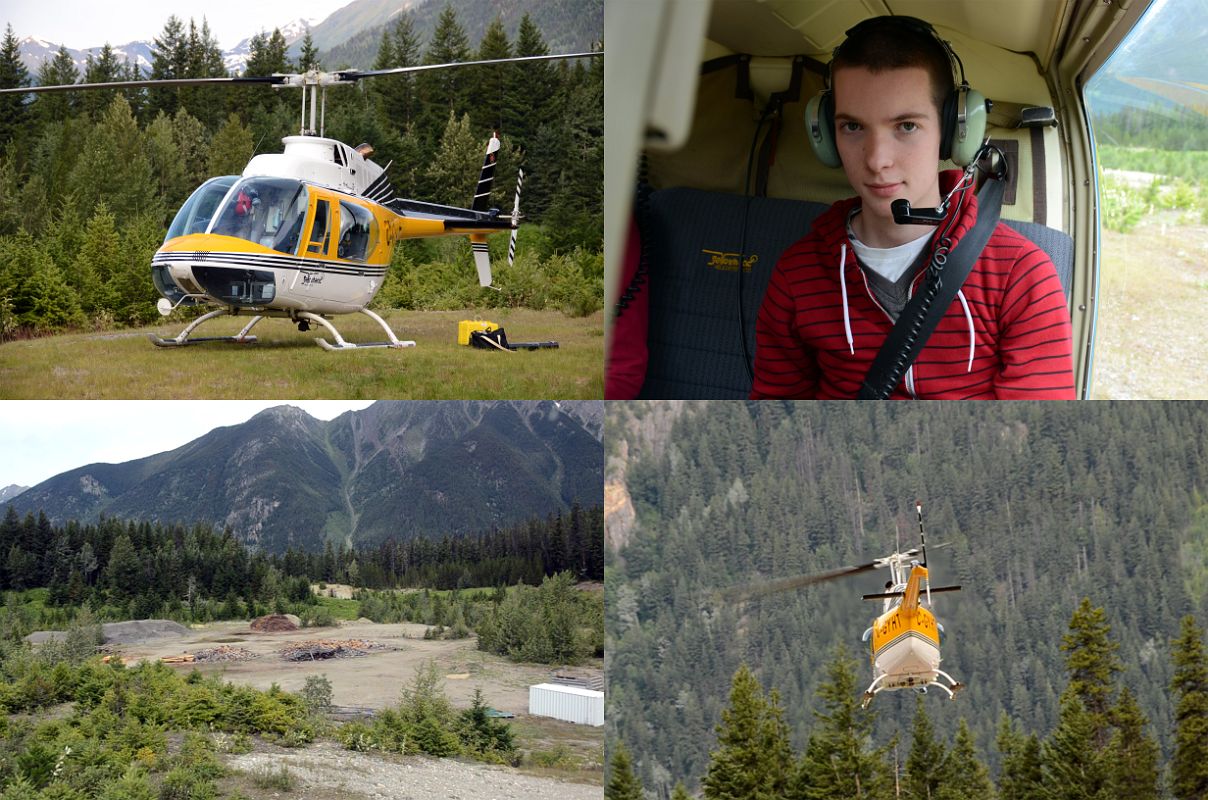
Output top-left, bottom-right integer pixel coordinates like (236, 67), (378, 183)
(528, 683), (605, 726)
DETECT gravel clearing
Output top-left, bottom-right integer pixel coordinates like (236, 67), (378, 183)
(226, 740), (602, 800)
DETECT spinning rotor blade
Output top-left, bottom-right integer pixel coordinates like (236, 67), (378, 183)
(719, 560), (883, 602)
(0, 75), (283, 95)
(338, 51), (602, 82)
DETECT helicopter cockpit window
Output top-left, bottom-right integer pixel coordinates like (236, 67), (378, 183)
(210, 177), (309, 255)
(165, 175), (239, 243)
(337, 201), (375, 262)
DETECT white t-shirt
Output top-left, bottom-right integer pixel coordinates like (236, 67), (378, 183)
(847, 213), (932, 282)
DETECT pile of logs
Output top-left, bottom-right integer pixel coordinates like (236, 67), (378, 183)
(159, 645), (259, 664)
(279, 639), (390, 662)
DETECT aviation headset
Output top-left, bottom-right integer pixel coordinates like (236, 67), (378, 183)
(804, 16), (988, 168)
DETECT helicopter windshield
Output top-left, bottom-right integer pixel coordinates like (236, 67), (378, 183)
(165, 176), (238, 243)
(210, 177), (309, 255)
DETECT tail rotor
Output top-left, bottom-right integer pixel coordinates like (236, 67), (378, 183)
(508, 167), (524, 267)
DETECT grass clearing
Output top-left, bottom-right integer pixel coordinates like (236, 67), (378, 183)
(0, 308), (603, 398)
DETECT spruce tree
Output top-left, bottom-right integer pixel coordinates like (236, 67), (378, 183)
(68, 95), (158, 221)
(936, 719), (995, 800)
(996, 715), (1043, 800)
(1041, 693), (1109, 800)
(904, 696), (945, 800)
(208, 113), (254, 177)
(81, 44), (123, 118)
(1171, 614), (1208, 800)
(671, 783), (692, 800)
(33, 47), (80, 127)
(0, 24), (30, 148)
(792, 645), (893, 800)
(149, 16), (188, 119)
(1106, 686), (1161, 800)
(1060, 598), (1120, 749)
(298, 30), (320, 72)
(417, 5), (472, 151)
(606, 741), (644, 800)
(702, 663), (793, 800)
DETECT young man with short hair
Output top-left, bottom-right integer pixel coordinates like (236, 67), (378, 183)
(751, 16), (1075, 399)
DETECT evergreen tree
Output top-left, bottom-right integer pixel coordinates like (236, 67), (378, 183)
(105, 532), (142, 602)
(469, 17), (513, 135)
(1106, 686), (1161, 800)
(1042, 693), (1109, 800)
(904, 696), (946, 800)
(416, 5), (472, 151)
(297, 30), (320, 72)
(996, 715), (1043, 800)
(68, 95), (158, 221)
(208, 113), (254, 177)
(149, 15), (189, 119)
(792, 646), (893, 800)
(71, 202), (122, 315)
(702, 663), (793, 800)
(671, 783), (692, 800)
(422, 112), (485, 206)
(81, 44), (123, 118)
(606, 740), (644, 800)
(1060, 598), (1120, 749)
(510, 14), (556, 146)
(1171, 614), (1208, 800)
(0, 24), (30, 148)
(371, 13), (421, 133)
(33, 47), (80, 127)
(937, 719), (995, 800)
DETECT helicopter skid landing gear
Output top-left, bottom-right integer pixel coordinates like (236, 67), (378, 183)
(302, 309), (415, 351)
(149, 310), (261, 347)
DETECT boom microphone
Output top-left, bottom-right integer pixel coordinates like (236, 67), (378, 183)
(892, 198), (948, 225)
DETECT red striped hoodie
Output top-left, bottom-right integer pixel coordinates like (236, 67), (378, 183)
(751, 171), (1075, 399)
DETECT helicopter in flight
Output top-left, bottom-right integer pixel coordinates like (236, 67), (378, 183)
(725, 501), (963, 707)
(1, 51), (600, 350)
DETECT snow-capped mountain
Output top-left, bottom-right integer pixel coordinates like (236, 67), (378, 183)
(18, 18), (316, 80)
(18, 37), (154, 77)
(223, 18), (318, 75)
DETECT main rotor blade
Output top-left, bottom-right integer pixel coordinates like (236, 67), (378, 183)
(339, 51), (602, 81)
(0, 75), (283, 95)
(719, 560), (882, 602)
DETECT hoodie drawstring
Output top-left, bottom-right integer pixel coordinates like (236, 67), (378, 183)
(839, 244), (854, 354)
(956, 289), (974, 372)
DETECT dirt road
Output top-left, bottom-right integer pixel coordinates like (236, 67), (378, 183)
(225, 740), (603, 800)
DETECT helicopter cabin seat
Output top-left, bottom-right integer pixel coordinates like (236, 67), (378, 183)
(631, 54), (1073, 399)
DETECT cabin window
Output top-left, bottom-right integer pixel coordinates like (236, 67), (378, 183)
(209, 177), (309, 254)
(338, 201), (375, 262)
(1084, 0), (1207, 398)
(307, 200), (330, 255)
(165, 176), (238, 243)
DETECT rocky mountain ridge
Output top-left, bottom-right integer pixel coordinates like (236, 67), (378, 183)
(4, 401), (602, 554)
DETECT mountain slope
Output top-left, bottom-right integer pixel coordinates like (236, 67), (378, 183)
(5, 401), (602, 554)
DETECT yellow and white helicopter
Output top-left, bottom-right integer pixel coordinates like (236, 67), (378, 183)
(726, 501), (963, 707)
(2, 52), (599, 350)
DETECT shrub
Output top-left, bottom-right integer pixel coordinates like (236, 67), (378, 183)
(157, 766), (217, 800)
(338, 721), (378, 752)
(97, 766), (156, 800)
(300, 674), (333, 714)
(247, 764), (295, 792)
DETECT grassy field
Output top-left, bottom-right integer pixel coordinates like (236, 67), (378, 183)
(0, 308), (603, 398)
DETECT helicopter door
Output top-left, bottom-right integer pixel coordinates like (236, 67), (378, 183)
(306, 199), (331, 256)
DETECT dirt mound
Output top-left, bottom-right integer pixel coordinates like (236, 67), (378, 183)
(250, 614), (299, 632)
(102, 619), (190, 645)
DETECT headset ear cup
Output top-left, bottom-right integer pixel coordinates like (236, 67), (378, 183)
(939, 90), (957, 162)
(805, 91), (841, 168)
(950, 88), (988, 167)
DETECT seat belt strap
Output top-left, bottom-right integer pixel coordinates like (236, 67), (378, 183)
(856, 175), (1005, 399)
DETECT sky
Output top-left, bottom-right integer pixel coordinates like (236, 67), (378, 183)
(5, 0), (351, 51)
(0, 401), (374, 489)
